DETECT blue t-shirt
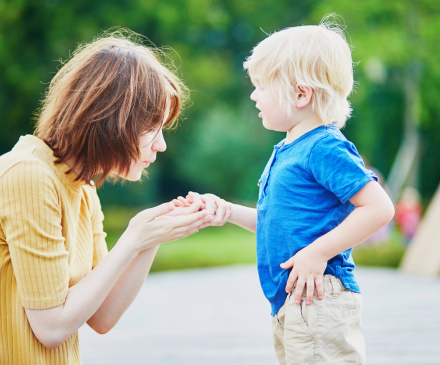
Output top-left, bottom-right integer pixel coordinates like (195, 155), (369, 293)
(256, 125), (378, 315)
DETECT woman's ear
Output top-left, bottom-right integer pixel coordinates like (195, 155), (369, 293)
(295, 85), (313, 109)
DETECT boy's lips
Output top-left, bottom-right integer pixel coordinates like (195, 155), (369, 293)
(256, 105), (262, 118)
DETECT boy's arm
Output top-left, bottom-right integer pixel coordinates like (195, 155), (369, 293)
(228, 203), (257, 233)
(281, 180), (394, 306)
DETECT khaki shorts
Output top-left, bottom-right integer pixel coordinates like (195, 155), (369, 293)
(272, 274), (365, 365)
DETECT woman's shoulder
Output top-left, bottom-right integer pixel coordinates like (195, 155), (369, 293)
(0, 148), (58, 191)
(82, 182), (103, 215)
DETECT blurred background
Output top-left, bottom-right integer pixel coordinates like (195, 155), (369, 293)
(1, 0), (440, 271)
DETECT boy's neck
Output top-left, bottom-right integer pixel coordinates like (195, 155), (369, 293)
(285, 115), (325, 145)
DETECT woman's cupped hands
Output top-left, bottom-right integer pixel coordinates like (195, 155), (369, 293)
(122, 192), (226, 253)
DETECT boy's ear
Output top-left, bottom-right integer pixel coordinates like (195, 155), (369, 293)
(295, 85), (313, 108)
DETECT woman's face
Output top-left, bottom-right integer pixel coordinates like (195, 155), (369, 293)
(124, 128), (167, 181)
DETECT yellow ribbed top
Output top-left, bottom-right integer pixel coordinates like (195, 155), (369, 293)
(0, 135), (108, 365)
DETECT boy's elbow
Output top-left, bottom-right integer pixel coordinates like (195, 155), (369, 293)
(381, 199), (395, 225)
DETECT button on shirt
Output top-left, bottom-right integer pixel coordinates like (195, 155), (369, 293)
(256, 125), (378, 315)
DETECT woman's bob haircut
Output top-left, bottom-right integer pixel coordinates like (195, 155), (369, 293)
(35, 29), (188, 187)
(244, 15), (354, 129)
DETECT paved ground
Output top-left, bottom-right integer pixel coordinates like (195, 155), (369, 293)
(79, 265), (440, 365)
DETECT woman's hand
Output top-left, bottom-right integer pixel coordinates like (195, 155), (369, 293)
(168, 191), (211, 216)
(123, 202), (213, 253)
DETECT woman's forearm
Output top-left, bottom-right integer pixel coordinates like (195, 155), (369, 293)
(25, 232), (141, 349)
(228, 204), (257, 232)
(25, 204), (210, 349)
(86, 245), (159, 334)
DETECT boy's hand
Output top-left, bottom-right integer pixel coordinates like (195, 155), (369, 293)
(280, 246), (327, 305)
(200, 193), (232, 226)
(173, 192), (231, 227)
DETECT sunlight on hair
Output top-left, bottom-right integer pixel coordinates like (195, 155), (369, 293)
(34, 28), (188, 186)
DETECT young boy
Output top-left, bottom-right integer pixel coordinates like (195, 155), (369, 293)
(176, 20), (394, 365)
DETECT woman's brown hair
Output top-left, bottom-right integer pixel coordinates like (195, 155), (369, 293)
(34, 30), (188, 187)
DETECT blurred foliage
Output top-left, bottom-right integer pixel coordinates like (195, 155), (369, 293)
(352, 229), (407, 268)
(1, 0), (440, 208)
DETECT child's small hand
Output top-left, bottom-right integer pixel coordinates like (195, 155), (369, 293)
(280, 246), (327, 306)
(175, 192), (231, 227)
(200, 193), (232, 226)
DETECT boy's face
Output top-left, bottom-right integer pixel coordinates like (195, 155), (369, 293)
(250, 74), (298, 132)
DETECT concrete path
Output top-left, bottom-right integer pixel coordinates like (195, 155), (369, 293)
(79, 266), (440, 365)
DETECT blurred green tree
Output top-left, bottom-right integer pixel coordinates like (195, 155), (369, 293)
(309, 1), (440, 204)
(0, 0), (439, 208)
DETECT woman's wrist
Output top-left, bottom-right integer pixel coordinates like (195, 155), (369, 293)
(117, 228), (145, 256)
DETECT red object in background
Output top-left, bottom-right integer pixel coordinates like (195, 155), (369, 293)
(395, 187), (423, 241)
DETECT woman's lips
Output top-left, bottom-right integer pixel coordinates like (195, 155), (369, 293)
(143, 160), (154, 167)
(258, 112), (262, 118)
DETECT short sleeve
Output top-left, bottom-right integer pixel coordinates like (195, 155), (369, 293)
(89, 188), (108, 269)
(308, 135), (378, 204)
(0, 160), (69, 309)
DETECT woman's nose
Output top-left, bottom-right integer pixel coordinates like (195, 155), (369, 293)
(153, 130), (167, 152)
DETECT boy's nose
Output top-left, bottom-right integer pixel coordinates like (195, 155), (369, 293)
(250, 89), (257, 101)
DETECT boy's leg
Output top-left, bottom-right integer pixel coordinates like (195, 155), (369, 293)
(272, 303), (287, 365)
(272, 292), (316, 365)
(275, 275), (365, 365)
(316, 276), (365, 364)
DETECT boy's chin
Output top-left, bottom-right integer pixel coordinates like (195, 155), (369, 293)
(262, 119), (287, 132)
(262, 119), (274, 130)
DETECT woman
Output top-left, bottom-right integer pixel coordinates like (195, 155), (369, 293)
(0, 32), (224, 364)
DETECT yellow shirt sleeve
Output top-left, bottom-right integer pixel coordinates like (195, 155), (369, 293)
(89, 187), (108, 269)
(1, 160), (69, 309)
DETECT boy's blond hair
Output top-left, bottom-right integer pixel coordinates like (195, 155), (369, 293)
(244, 16), (354, 129)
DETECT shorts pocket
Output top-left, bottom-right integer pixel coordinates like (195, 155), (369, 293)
(284, 296), (318, 340)
(340, 291), (362, 320)
(284, 298), (316, 362)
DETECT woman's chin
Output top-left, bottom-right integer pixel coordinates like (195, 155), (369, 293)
(124, 169), (143, 181)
